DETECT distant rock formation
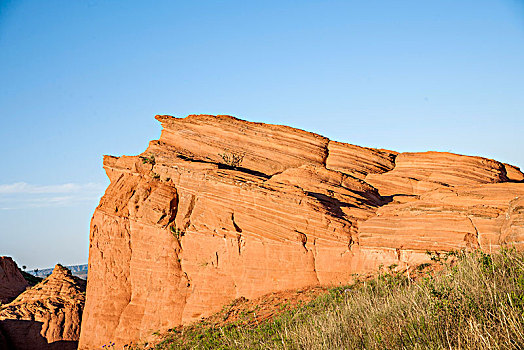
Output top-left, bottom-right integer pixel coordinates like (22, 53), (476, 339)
(28, 264), (88, 280)
(79, 114), (524, 349)
(0, 257), (28, 304)
(0, 264), (86, 350)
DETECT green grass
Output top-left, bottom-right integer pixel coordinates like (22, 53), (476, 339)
(141, 248), (524, 350)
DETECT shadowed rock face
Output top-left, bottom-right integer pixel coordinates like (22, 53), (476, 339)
(79, 114), (524, 349)
(0, 257), (28, 304)
(0, 264), (86, 350)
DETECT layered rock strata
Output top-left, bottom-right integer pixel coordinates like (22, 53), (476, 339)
(79, 114), (524, 349)
(365, 151), (510, 196)
(0, 257), (28, 304)
(0, 265), (86, 350)
(359, 183), (524, 268)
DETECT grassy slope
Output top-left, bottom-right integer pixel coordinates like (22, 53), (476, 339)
(138, 249), (524, 350)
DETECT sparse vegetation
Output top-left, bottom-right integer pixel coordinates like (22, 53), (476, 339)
(170, 226), (184, 239)
(140, 154), (156, 165)
(219, 151), (244, 168)
(140, 248), (524, 349)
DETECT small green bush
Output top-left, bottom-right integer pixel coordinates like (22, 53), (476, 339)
(170, 226), (184, 239)
(140, 154), (156, 165)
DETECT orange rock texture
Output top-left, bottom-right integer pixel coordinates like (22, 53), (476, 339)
(0, 257), (28, 304)
(79, 115), (524, 349)
(0, 265), (86, 350)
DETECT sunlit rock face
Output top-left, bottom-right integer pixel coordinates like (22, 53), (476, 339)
(0, 264), (86, 350)
(79, 114), (524, 349)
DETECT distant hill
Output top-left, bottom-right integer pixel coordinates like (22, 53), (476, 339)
(28, 264), (87, 280)
(0, 264), (86, 349)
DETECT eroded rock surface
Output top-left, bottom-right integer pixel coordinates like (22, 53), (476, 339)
(366, 151), (510, 196)
(0, 265), (86, 350)
(0, 257), (28, 304)
(79, 114), (524, 349)
(359, 183), (524, 267)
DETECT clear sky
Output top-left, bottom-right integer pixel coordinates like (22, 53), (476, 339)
(1, 0), (523, 269)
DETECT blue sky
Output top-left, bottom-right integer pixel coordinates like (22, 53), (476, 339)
(1, 0), (523, 269)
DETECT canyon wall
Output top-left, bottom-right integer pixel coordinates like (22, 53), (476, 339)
(79, 114), (524, 349)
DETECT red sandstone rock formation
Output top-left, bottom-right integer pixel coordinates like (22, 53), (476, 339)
(0, 257), (28, 304)
(365, 151), (510, 196)
(79, 114), (524, 349)
(505, 163), (524, 182)
(0, 264), (86, 350)
(359, 183), (524, 267)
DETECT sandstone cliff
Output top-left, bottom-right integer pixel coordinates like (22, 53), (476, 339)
(79, 114), (524, 349)
(0, 264), (86, 350)
(0, 257), (28, 304)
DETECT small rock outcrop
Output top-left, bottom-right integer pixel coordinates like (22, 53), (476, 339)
(0, 257), (28, 304)
(0, 264), (86, 350)
(79, 114), (524, 349)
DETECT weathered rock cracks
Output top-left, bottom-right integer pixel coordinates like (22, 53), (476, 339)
(79, 114), (524, 349)
(0, 264), (86, 350)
